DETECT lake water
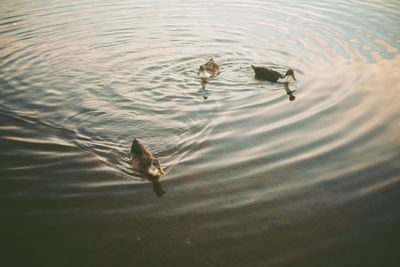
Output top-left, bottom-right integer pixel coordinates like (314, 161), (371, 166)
(1, 0), (399, 266)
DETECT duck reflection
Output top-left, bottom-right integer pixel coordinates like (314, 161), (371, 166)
(147, 175), (166, 197)
(284, 83), (296, 101)
(201, 79), (208, 90)
(130, 172), (166, 197)
(198, 84), (208, 100)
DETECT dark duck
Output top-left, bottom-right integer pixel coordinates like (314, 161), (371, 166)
(130, 138), (165, 177)
(251, 65), (296, 83)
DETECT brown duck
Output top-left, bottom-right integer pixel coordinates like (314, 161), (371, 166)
(199, 58), (220, 79)
(131, 138), (165, 176)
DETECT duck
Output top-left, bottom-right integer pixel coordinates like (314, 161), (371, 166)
(198, 58), (219, 79)
(251, 65), (296, 83)
(131, 138), (165, 177)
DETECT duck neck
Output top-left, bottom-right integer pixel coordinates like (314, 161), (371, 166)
(277, 76), (289, 83)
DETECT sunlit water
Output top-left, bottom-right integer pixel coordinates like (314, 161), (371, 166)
(1, 0), (399, 266)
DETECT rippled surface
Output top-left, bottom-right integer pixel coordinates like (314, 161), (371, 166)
(1, 0), (400, 266)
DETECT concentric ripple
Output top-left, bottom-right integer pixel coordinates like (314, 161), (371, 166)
(1, 0), (400, 266)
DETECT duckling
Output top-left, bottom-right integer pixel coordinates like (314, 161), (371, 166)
(131, 138), (165, 177)
(199, 58), (219, 79)
(251, 65), (296, 83)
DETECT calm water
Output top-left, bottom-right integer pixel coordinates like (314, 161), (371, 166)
(1, 0), (400, 266)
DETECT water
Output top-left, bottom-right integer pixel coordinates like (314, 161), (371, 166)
(1, 0), (399, 266)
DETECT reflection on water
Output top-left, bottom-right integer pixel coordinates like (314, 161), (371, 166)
(149, 175), (166, 197)
(284, 83), (296, 101)
(201, 78), (208, 90)
(1, 0), (400, 266)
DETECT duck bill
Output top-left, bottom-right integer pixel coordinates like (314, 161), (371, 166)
(291, 74), (296, 81)
(158, 166), (166, 176)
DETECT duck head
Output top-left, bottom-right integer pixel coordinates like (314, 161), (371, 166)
(149, 158), (166, 176)
(131, 138), (165, 177)
(207, 58), (216, 65)
(285, 69), (296, 81)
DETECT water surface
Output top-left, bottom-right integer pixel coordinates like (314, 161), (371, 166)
(1, 0), (400, 266)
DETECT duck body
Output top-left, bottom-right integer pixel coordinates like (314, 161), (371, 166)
(199, 59), (219, 79)
(131, 138), (165, 177)
(251, 65), (296, 83)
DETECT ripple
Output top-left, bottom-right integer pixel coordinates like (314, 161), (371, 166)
(1, 0), (400, 265)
